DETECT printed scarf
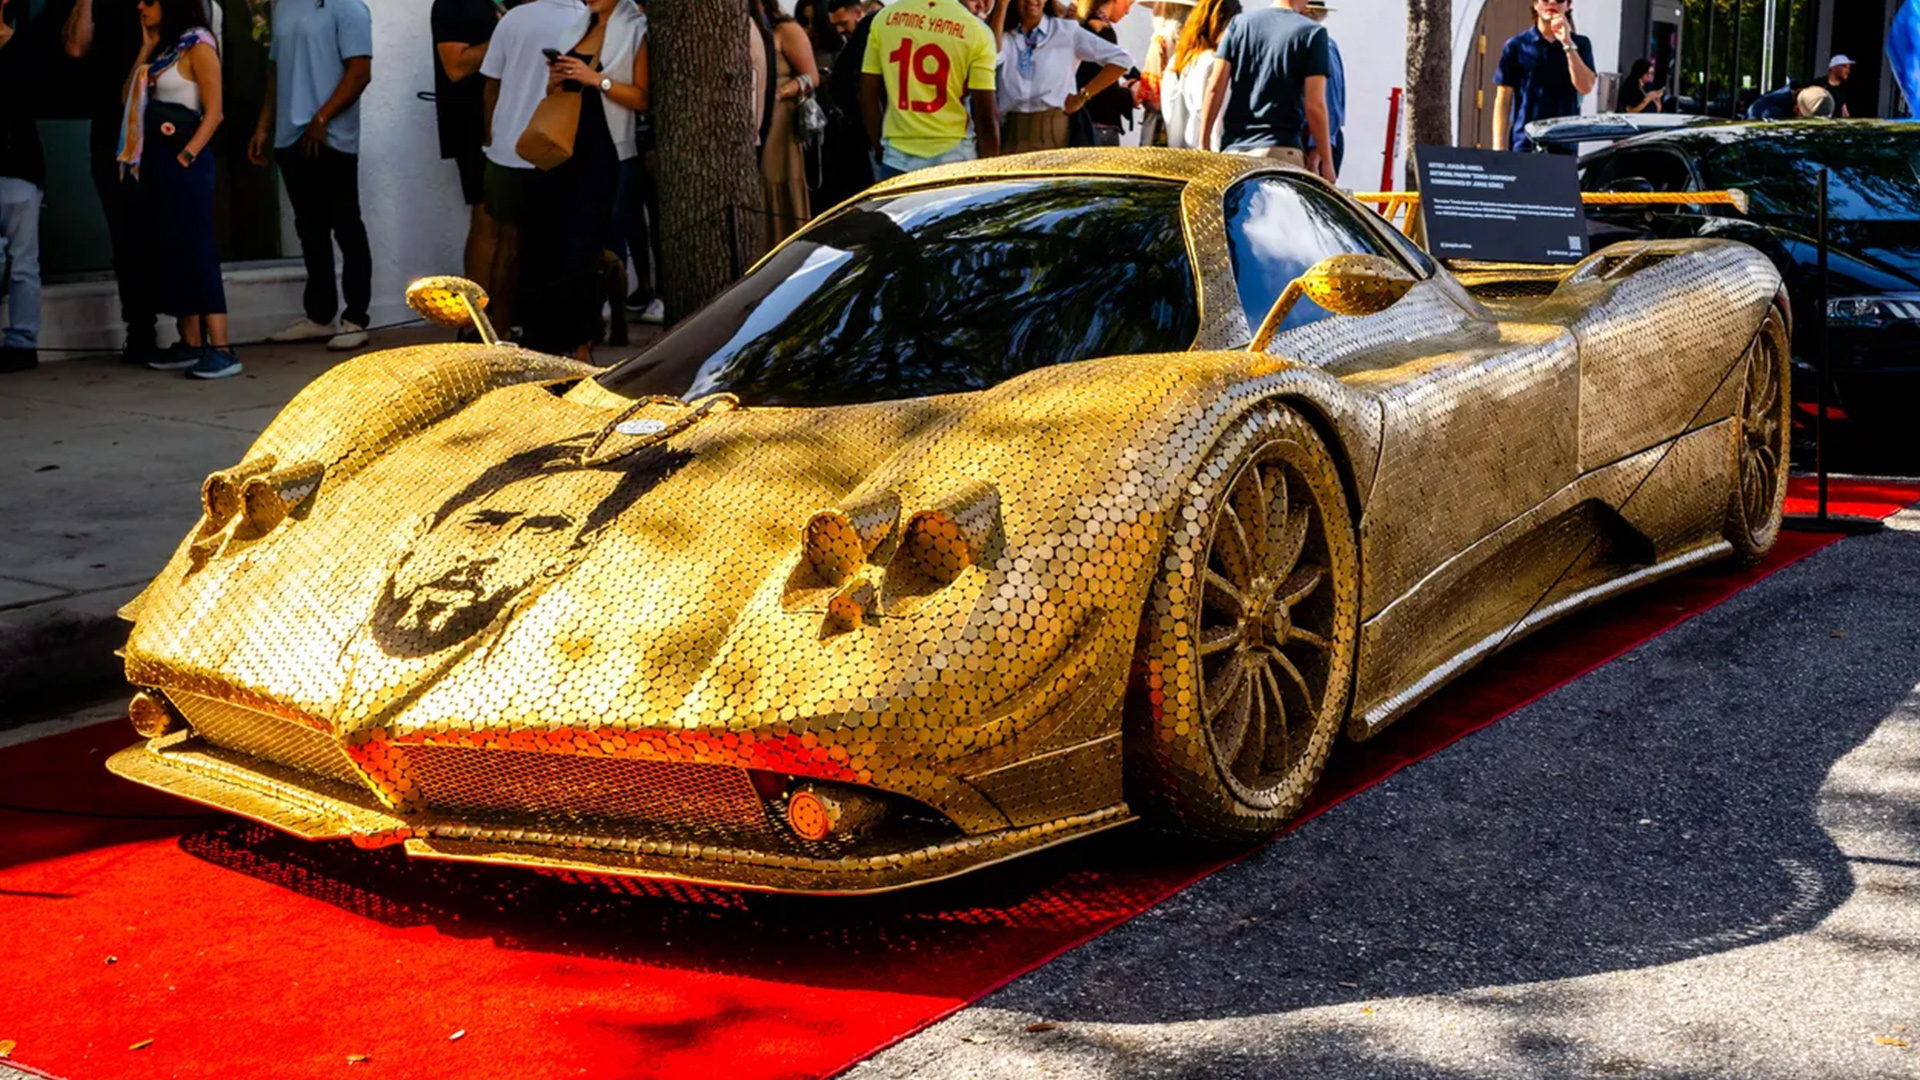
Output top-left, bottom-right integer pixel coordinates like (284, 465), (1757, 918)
(116, 28), (216, 178)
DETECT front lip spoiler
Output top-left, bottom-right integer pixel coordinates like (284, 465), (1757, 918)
(106, 737), (1135, 895)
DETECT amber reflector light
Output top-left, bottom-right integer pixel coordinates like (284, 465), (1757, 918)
(786, 790), (833, 841)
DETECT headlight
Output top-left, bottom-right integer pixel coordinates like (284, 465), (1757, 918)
(1827, 296), (1920, 327)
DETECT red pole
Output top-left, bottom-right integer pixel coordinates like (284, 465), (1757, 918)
(1379, 86), (1404, 192)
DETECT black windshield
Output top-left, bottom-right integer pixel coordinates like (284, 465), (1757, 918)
(1698, 127), (1920, 222)
(597, 178), (1200, 407)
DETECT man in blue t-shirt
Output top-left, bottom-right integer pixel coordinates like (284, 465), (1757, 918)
(1492, 0), (1596, 154)
(247, 0), (376, 351)
(1197, 0), (1335, 180)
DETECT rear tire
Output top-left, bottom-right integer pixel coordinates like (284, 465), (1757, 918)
(1725, 307), (1790, 564)
(1124, 405), (1360, 841)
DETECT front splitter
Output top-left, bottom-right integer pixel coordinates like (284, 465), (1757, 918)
(106, 737), (1135, 895)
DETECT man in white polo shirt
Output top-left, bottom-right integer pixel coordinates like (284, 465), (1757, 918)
(480, 0), (587, 335)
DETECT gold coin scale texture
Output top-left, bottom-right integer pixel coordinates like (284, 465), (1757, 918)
(108, 149), (1791, 893)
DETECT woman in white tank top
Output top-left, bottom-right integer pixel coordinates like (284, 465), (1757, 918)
(1160, 0), (1237, 151)
(120, 0), (235, 377)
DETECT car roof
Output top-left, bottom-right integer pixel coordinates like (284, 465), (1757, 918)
(1593, 117), (1920, 158)
(862, 146), (1296, 198)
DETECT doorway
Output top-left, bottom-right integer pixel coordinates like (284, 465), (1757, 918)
(1457, 0), (1537, 149)
(1831, 0), (1891, 117)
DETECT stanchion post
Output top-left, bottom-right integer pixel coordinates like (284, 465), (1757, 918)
(1784, 165), (1883, 535)
(1817, 165), (1830, 521)
(1379, 87), (1403, 194)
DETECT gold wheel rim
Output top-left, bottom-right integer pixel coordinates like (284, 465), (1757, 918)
(1740, 329), (1786, 538)
(1198, 444), (1338, 808)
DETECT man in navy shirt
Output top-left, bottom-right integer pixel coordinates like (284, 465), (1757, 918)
(1493, 0), (1596, 153)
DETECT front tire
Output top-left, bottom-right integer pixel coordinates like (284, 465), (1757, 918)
(1125, 405), (1361, 841)
(1726, 306), (1790, 563)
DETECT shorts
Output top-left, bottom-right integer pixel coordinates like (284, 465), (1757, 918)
(484, 161), (536, 224)
(453, 148), (487, 207)
(1229, 145), (1306, 167)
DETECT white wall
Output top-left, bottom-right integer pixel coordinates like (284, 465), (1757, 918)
(359, 0), (469, 328)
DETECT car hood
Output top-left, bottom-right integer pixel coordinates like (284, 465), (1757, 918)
(125, 383), (962, 745)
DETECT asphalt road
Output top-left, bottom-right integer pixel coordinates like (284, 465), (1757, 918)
(849, 511), (1920, 1080)
(4, 516), (1915, 1080)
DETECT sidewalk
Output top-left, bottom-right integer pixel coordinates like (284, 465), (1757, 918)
(0, 327), (657, 719)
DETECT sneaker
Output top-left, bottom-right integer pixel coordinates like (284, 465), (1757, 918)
(266, 316), (335, 343)
(638, 298), (665, 325)
(327, 321), (370, 351)
(0, 345), (36, 373)
(148, 342), (206, 371)
(625, 288), (651, 313)
(187, 348), (243, 380)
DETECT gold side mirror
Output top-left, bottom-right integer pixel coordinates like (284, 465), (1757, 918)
(1250, 254), (1418, 352)
(406, 275), (500, 345)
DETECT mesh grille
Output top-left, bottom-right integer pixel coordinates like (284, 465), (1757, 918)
(174, 693), (361, 785)
(406, 747), (774, 841)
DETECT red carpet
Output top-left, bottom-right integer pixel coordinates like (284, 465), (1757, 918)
(2, 477), (1912, 1080)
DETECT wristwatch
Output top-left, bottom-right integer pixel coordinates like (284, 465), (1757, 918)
(600, 76), (613, 93)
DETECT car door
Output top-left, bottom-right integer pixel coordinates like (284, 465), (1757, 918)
(1218, 176), (1586, 723)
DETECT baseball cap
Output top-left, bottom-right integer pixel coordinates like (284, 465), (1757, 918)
(1829, 54), (1855, 68)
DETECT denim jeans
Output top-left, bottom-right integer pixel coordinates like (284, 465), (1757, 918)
(0, 177), (43, 348)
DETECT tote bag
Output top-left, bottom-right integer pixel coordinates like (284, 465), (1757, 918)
(516, 88), (584, 170)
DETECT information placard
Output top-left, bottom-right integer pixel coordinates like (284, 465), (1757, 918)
(1415, 146), (1589, 264)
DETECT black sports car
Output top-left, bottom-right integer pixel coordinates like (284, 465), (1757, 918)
(1566, 120), (1920, 458)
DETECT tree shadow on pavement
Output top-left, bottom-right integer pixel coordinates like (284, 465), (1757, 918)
(981, 524), (1920, 1027)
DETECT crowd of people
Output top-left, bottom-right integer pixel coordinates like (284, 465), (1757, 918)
(837, 0), (1349, 196)
(0, 0), (1363, 377)
(430, 0), (1354, 361)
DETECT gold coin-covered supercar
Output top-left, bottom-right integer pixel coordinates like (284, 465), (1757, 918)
(108, 150), (1791, 893)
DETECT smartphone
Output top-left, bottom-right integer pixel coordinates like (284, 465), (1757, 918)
(541, 47), (562, 62)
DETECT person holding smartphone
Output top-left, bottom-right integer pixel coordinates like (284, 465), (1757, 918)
(1491, 0), (1594, 153)
(1617, 57), (1665, 114)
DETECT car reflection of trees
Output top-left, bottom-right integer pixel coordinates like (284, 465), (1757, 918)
(1702, 127), (1920, 225)
(711, 187), (1199, 407)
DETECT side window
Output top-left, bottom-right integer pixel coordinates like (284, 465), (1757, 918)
(1579, 153), (1618, 192)
(1596, 150), (1691, 193)
(1224, 177), (1404, 335)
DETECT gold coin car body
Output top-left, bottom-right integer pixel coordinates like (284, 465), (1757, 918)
(109, 150), (1790, 893)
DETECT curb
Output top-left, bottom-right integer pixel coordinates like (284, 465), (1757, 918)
(0, 588), (135, 717)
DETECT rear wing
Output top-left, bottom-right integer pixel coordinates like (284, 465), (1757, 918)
(1352, 189), (1751, 245)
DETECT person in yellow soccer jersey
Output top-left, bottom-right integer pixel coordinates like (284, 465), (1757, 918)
(861, 0), (1001, 176)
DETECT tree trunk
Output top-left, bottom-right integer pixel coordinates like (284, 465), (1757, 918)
(650, 0), (765, 323)
(1404, 0), (1453, 191)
